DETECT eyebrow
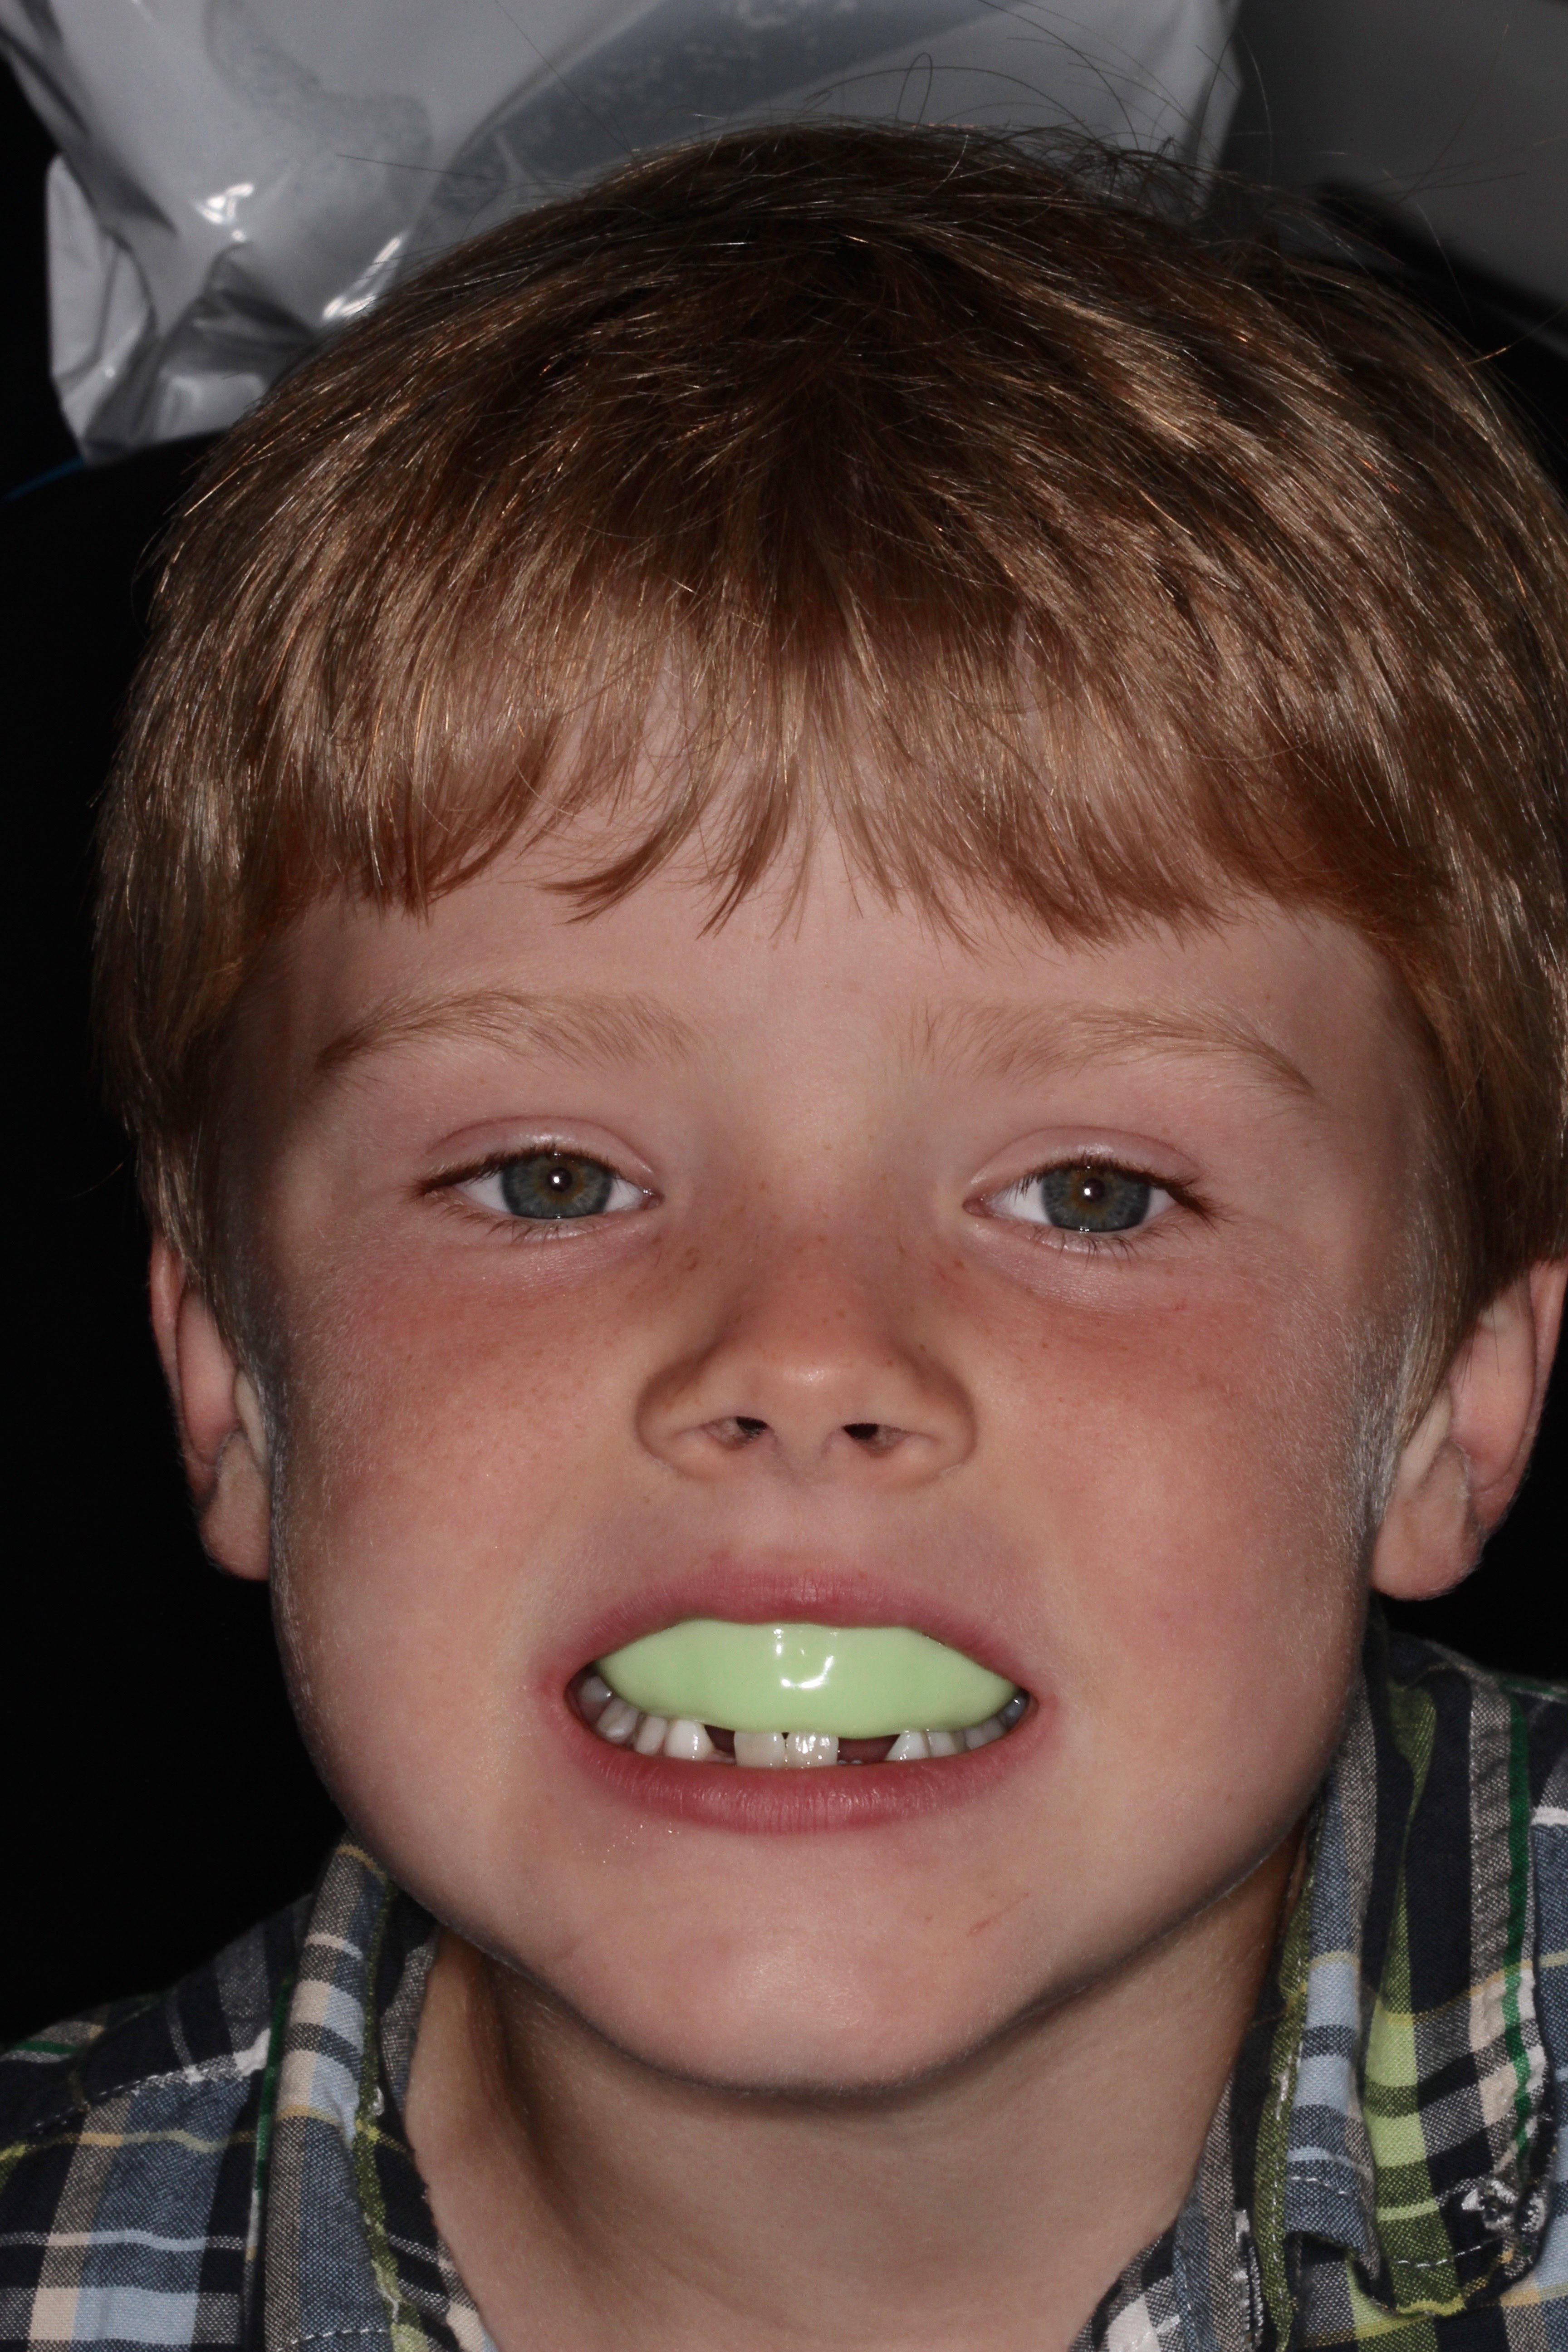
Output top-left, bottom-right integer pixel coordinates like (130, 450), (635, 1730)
(314, 988), (698, 1082)
(916, 1001), (1316, 1098)
(314, 983), (1314, 1101)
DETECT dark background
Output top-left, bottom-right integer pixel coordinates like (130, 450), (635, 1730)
(3, 49), (1565, 2045)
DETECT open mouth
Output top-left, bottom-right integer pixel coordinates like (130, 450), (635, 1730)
(570, 1619), (1029, 1767)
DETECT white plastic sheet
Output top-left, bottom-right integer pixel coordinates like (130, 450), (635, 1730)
(1, 0), (1241, 461)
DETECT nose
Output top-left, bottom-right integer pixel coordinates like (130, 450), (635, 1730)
(637, 1257), (975, 1487)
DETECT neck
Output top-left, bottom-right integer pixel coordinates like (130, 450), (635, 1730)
(405, 1834), (1300, 2352)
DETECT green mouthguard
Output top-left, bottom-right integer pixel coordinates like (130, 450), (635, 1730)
(595, 1620), (1016, 1738)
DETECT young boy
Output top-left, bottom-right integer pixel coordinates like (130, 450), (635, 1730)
(3, 122), (1566, 2352)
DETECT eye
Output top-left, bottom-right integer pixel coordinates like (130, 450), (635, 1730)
(987, 1161), (1173, 1235)
(458, 1152), (648, 1223)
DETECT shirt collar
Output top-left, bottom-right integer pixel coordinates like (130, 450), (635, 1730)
(1253, 1617), (1555, 2327)
(257, 1840), (478, 2352)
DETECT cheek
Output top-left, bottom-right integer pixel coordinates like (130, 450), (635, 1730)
(980, 1267), (1381, 1723)
(263, 1244), (648, 1800)
(278, 1232), (641, 1508)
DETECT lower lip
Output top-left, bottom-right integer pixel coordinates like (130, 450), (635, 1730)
(559, 1701), (1045, 1832)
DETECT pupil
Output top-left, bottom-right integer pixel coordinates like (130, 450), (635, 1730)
(1039, 1163), (1150, 1233)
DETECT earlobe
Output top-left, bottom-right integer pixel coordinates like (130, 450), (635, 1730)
(149, 1237), (273, 1582)
(1370, 1382), (1470, 1602)
(1372, 1261), (1566, 1603)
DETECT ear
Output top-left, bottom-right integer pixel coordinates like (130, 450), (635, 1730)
(1372, 1260), (1567, 1603)
(149, 1235), (273, 1582)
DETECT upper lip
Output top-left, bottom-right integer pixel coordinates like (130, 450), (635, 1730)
(546, 1554), (1033, 1698)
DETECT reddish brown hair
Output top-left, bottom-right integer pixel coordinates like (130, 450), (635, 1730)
(95, 122), (1568, 1381)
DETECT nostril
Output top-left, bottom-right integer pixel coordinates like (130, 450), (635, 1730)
(735, 1417), (768, 1440)
(843, 1422), (884, 1445)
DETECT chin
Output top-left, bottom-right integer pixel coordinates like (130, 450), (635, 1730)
(552, 1938), (1010, 2095)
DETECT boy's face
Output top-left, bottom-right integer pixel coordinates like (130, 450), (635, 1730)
(234, 835), (1427, 2089)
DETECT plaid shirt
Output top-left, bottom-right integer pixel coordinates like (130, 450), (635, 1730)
(5, 1620), (1568, 2352)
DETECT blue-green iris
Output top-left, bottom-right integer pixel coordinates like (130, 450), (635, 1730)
(498, 1153), (617, 1220)
(1038, 1165), (1151, 1232)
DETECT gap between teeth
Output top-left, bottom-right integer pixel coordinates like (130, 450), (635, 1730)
(576, 1673), (1026, 1764)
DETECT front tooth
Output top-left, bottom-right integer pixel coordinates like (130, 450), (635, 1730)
(964, 1717), (1004, 1749)
(595, 1697), (641, 1744)
(734, 1730), (788, 1768)
(634, 1713), (670, 1755)
(885, 1731), (929, 1762)
(925, 1730), (961, 1757)
(785, 1732), (839, 1768)
(663, 1718), (716, 1762)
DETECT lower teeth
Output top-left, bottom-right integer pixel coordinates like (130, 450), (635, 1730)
(573, 1673), (1027, 1765)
